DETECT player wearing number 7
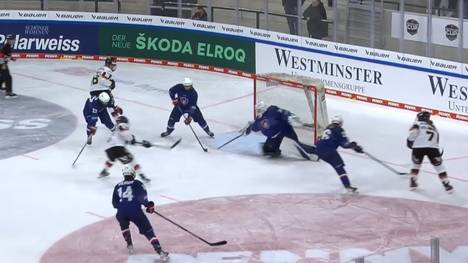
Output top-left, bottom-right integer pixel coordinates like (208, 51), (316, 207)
(112, 165), (170, 262)
(407, 111), (453, 193)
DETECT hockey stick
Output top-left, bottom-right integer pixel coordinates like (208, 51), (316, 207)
(135, 138), (182, 150)
(153, 211), (227, 246)
(177, 106), (208, 152)
(72, 138), (89, 167)
(217, 133), (244, 149)
(364, 151), (409, 175)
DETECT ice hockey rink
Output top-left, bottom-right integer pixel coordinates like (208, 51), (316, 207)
(2, 59), (468, 263)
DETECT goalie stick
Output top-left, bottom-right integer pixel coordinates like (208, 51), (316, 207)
(217, 133), (244, 150)
(135, 138), (182, 150)
(152, 211), (227, 246)
(364, 151), (409, 175)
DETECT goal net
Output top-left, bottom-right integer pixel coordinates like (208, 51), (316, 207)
(254, 73), (329, 144)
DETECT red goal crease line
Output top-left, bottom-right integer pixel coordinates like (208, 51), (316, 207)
(13, 53), (468, 123)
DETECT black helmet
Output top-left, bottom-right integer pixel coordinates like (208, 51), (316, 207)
(116, 115), (129, 124)
(105, 56), (117, 71)
(417, 111), (431, 122)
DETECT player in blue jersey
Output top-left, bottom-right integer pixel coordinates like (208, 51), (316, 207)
(82, 92), (115, 145)
(315, 115), (363, 192)
(112, 165), (169, 261)
(160, 77), (214, 137)
(244, 102), (316, 159)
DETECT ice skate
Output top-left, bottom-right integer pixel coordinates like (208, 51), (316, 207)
(443, 182), (454, 194)
(127, 244), (134, 254)
(160, 128), (174, 138)
(345, 186), (358, 193)
(410, 177), (418, 190)
(139, 173), (151, 183)
(98, 169), (110, 178)
(157, 249), (170, 262)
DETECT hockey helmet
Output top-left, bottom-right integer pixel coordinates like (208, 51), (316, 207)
(122, 165), (136, 180)
(255, 101), (267, 116)
(5, 34), (15, 44)
(183, 77), (193, 89)
(98, 92), (111, 105)
(330, 115), (343, 126)
(417, 111), (431, 122)
(116, 115), (129, 124)
(105, 56), (117, 71)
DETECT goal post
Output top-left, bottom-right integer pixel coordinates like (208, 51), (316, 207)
(253, 73), (329, 144)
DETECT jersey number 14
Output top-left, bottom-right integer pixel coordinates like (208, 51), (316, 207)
(117, 186), (134, 202)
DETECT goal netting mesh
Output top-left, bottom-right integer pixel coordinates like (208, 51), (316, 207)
(254, 73), (329, 144)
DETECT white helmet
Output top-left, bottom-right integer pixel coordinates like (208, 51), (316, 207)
(183, 77), (193, 87)
(98, 92), (110, 105)
(330, 115), (343, 126)
(255, 101), (267, 116)
(122, 165), (136, 179)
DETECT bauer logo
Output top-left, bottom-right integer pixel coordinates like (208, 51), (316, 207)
(445, 24), (459, 41)
(406, 19), (419, 35)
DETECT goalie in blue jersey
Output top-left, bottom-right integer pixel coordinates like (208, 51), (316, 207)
(243, 102), (317, 159)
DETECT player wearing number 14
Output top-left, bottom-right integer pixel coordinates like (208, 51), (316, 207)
(112, 165), (169, 261)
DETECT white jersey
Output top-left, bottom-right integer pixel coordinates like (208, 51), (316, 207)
(108, 123), (133, 148)
(90, 66), (114, 92)
(407, 120), (440, 149)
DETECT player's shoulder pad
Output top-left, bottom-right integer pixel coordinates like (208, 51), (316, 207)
(409, 124), (419, 130)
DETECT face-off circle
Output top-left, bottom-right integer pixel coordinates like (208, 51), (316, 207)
(40, 193), (468, 263)
(0, 95), (76, 159)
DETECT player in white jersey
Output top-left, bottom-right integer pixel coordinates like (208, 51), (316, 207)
(90, 56), (122, 117)
(406, 111), (453, 193)
(99, 115), (152, 182)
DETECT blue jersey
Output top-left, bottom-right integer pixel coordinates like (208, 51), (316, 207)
(112, 179), (149, 214)
(316, 124), (353, 151)
(251, 106), (293, 138)
(83, 96), (108, 127)
(169, 84), (198, 113)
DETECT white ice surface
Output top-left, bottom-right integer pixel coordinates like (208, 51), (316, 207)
(1, 59), (468, 263)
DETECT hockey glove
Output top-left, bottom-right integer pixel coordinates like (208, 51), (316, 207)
(172, 99), (179, 106)
(353, 144), (364, 153)
(245, 125), (252, 135)
(406, 140), (413, 149)
(141, 140), (152, 148)
(112, 106), (123, 117)
(110, 79), (116, 90)
(87, 126), (97, 135)
(184, 116), (192, 125)
(145, 201), (155, 213)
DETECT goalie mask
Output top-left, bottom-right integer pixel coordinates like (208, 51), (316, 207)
(255, 101), (267, 116)
(330, 115), (343, 126)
